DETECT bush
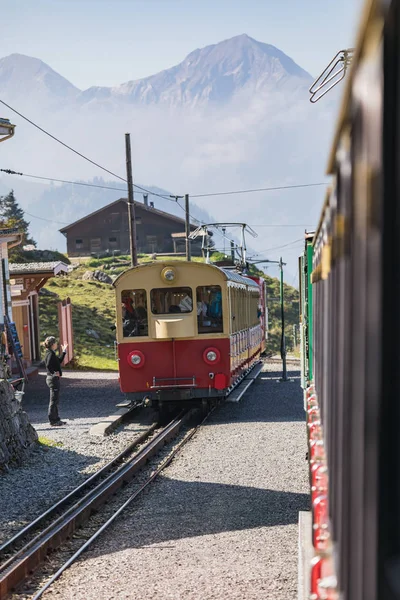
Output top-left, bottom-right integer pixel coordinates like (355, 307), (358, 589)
(10, 248), (71, 265)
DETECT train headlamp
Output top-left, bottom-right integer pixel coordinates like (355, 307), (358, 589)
(127, 350), (145, 369)
(203, 347), (221, 365)
(161, 267), (176, 284)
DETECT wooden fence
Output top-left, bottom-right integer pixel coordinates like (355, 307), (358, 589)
(58, 298), (74, 365)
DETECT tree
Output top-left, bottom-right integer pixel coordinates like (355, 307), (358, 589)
(0, 190), (36, 248)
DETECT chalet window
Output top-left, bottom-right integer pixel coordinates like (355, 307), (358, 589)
(75, 239), (83, 249)
(146, 235), (158, 253)
(111, 213), (121, 232)
(109, 237), (117, 246)
(90, 238), (101, 252)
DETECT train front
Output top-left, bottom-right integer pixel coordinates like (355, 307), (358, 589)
(114, 261), (231, 409)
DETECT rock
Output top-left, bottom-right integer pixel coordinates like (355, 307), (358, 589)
(86, 329), (100, 339)
(93, 270), (113, 285)
(0, 381), (38, 470)
(82, 271), (94, 281)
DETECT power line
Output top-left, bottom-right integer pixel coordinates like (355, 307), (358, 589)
(0, 165), (326, 205)
(0, 169), (127, 193)
(24, 211), (68, 225)
(0, 99), (328, 204)
(0, 99), (172, 201)
(190, 182), (327, 198)
(251, 238), (304, 256)
(0, 98), (127, 182)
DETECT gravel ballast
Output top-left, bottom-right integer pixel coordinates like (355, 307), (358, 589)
(39, 363), (309, 600)
(0, 370), (154, 543)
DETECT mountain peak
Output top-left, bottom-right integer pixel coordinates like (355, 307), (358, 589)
(0, 53), (79, 104)
(106, 34), (312, 107)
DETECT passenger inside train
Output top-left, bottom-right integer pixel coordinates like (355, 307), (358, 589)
(121, 290), (149, 337)
(196, 286), (223, 333)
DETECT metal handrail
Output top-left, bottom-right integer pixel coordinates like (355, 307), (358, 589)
(309, 49), (354, 103)
(151, 376), (196, 389)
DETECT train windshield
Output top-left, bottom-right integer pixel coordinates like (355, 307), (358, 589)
(196, 286), (223, 333)
(121, 290), (148, 337)
(151, 287), (193, 314)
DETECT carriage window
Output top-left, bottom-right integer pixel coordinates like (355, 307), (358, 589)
(121, 289), (148, 337)
(196, 286), (223, 334)
(151, 287), (193, 314)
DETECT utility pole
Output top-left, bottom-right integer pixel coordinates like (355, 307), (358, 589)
(279, 256), (288, 382)
(170, 194), (190, 260)
(222, 227), (226, 256)
(125, 133), (137, 267)
(230, 240), (235, 263)
(185, 194), (191, 261)
(249, 256), (290, 382)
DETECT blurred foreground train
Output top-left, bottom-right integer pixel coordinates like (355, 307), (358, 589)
(299, 0), (400, 598)
(113, 261), (267, 413)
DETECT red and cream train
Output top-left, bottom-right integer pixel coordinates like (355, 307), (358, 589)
(113, 261), (267, 410)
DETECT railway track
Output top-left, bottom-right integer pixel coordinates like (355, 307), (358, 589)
(0, 410), (202, 599)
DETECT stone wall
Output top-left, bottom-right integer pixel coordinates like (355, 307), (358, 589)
(0, 380), (38, 470)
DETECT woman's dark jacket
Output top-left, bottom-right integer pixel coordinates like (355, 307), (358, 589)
(44, 349), (66, 376)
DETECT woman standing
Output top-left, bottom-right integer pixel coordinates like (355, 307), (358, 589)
(43, 336), (68, 427)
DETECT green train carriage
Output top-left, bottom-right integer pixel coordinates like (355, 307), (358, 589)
(299, 232), (314, 400)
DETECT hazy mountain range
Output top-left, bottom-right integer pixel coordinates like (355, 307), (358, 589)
(0, 35), (312, 109)
(0, 34), (339, 281)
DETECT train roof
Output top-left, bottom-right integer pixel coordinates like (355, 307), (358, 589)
(219, 267), (260, 288)
(113, 261), (260, 289)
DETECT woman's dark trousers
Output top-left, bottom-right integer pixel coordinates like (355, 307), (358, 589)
(46, 375), (60, 424)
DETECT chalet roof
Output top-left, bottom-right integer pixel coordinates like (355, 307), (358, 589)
(0, 228), (23, 247)
(9, 261), (69, 276)
(59, 198), (197, 234)
(0, 227), (19, 236)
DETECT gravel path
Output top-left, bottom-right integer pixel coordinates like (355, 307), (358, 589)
(0, 370), (155, 543)
(41, 363), (309, 600)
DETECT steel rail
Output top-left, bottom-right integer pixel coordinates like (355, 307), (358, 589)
(0, 413), (188, 599)
(32, 406), (214, 600)
(0, 423), (158, 560)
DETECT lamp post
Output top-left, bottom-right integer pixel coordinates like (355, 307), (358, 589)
(0, 119), (16, 143)
(250, 256), (289, 382)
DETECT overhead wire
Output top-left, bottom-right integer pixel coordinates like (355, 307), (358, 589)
(249, 238), (304, 257)
(0, 98), (172, 201)
(190, 182), (327, 198)
(0, 97), (323, 249)
(0, 96), (327, 201)
(0, 169), (127, 193)
(24, 211), (68, 226)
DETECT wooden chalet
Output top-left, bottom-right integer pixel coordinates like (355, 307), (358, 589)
(59, 198), (204, 257)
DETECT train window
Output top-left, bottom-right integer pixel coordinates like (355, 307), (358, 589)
(196, 286), (223, 334)
(121, 289), (148, 337)
(151, 287), (193, 314)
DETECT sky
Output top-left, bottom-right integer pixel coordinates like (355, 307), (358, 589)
(4, 0), (364, 89)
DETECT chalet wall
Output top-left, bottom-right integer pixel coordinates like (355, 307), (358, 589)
(64, 201), (190, 257)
